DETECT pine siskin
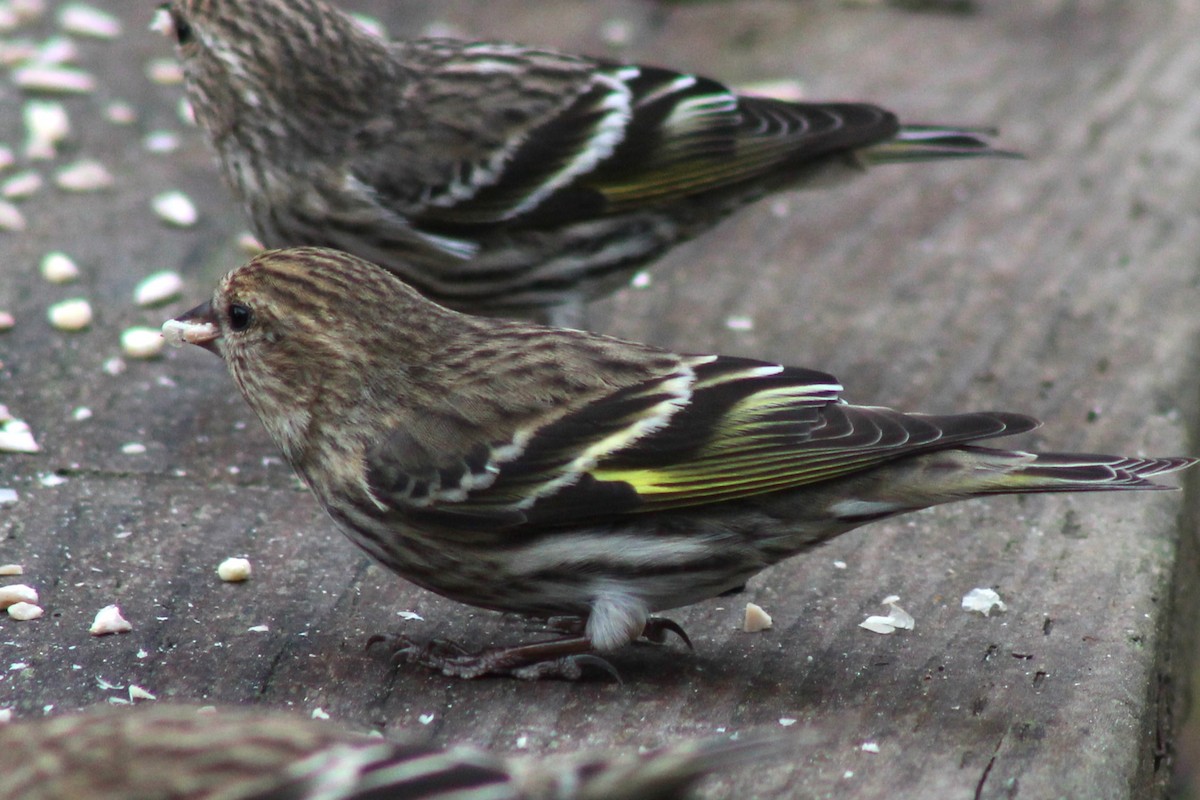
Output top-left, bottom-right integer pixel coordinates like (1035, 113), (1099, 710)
(0, 704), (770, 800)
(156, 0), (1017, 325)
(163, 247), (1195, 679)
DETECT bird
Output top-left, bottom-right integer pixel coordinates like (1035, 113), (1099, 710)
(162, 247), (1194, 679)
(156, 0), (1018, 326)
(0, 704), (773, 800)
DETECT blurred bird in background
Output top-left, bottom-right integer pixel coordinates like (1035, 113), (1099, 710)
(0, 704), (773, 800)
(156, 0), (1017, 326)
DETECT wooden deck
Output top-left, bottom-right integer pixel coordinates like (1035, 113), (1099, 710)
(2, 2), (1199, 797)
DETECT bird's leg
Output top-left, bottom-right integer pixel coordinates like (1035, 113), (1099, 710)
(541, 615), (692, 647)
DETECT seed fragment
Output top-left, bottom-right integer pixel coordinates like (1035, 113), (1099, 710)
(40, 251), (79, 283)
(152, 190), (198, 227)
(55, 159), (114, 192)
(120, 327), (165, 359)
(133, 270), (183, 306)
(47, 297), (92, 331)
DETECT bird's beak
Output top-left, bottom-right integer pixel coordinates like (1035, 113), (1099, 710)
(162, 301), (221, 355)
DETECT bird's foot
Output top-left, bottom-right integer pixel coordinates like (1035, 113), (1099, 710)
(388, 634), (622, 682)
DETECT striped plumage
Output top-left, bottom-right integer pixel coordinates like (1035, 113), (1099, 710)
(0, 705), (769, 800)
(164, 248), (1194, 678)
(158, 0), (1016, 325)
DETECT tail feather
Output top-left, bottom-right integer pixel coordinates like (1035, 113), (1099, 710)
(862, 124), (1024, 163)
(972, 449), (1196, 494)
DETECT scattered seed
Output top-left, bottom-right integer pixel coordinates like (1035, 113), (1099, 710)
(47, 297), (92, 330)
(217, 557), (252, 582)
(599, 18), (633, 48)
(724, 315), (754, 332)
(121, 442), (146, 455)
(311, 707), (331, 720)
(2, 170), (44, 199)
(145, 57), (184, 85)
(0, 145), (14, 171)
(178, 97), (194, 126)
(0, 311), (14, 331)
(861, 742), (881, 754)
(0, 565), (23, 576)
(743, 602), (773, 632)
(12, 64), (95, 93)
(143, 130), (180, 153)
(102, 356), (125, 375)
(630, 270), (651, 289)
(236, 231), (264, 254)
(128, 685), (156, 702)
(152, 190), (198, 227)
(7, 602), (43, 621)
(32, 35), (77, 65)
(104, 101), (136, 125)
(120, 326), (164, 359)
(72, 406), (92, 421)
(0, 584), (38, 608)
(962, 587), (1008, 617)
(89, 604), (132, 635)
(0, 200), (27, 231)
(0, 418), (39, 453)
(0, 488), (17, 505)
(24, 99), (69, 159)
(55, 159), (113, 192)
(38, 473), (66, 487)
(134, 270), (183, 306)
(57, 3), (121, 39)
(40, 251), (80, 283)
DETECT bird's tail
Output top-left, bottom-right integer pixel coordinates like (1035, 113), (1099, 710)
(861, 124), (1024, 164)
(950, 448), (1195, 496)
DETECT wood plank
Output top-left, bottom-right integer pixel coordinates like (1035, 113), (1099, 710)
(1, 2), (1198, 797)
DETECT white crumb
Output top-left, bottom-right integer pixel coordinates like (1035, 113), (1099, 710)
(58, 4), (122, 39)
(47, 298), (92, 330)
(216, 557), (252, 582)
(861, 742), (881, 754)
(12, 65), (95, 93)
(89, 604), (132, 635)
(134, 271), (183, 306)
(55, 159), (114, 192)
(128, 685), (156, 702)
(3, 170), (45, 199)
(311, 707), (330, 720)
(145, 58), (184, 85)
(743, 602), (773, 632)
(0, 584), (38, 608)
(962, 587), (1008, 617)
(120, 327), (165, 359)
(24, 99), (69, 159)
(0, 417), (39, 452)
(859, 596), (915, 635)
(0, 200), (28, 231)
(152, 190), (198, 227)
(40, 251), (80, 283)
(8, 602), (43, 621)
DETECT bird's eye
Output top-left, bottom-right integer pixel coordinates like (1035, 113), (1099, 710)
(228, 303), (253, 331)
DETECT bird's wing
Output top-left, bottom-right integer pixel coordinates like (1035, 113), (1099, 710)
(365, 353), (1037, 529)
(366, 43), (898, 232)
